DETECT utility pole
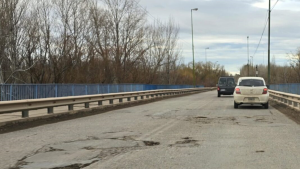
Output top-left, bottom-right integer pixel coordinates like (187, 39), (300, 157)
(268, 0), (271, 85)
(191, 8), (198, 87)
(247, 36), (249, 76)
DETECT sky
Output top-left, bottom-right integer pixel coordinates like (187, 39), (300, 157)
(138, 0), (300, 75)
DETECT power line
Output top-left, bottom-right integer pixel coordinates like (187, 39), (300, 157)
(252, 10), (269, 58)
(252, 0), (280, 58)
(271, 0), (280, 11)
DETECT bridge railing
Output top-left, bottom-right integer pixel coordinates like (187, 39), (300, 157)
(0, 84), (204, 101)
(270, 84), (300, 95)
(0, 88), (212, 118)
(269, 90), (300, 111)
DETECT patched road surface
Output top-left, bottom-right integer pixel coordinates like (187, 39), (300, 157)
(1, 91), (300, 169)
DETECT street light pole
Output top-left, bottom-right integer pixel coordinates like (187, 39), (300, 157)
(191, 8), (198, 87)
(250, 56), (253, 76)
(205, 47), (209, 63)
(247, 36), (249, 76)
(268, 0), (271, 85)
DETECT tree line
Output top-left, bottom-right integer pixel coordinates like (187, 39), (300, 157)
(0, 0), (228, 86)
(238, 48), (300, 84)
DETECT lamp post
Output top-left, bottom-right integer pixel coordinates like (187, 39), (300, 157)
(268, 0), (271, 85)
(205, 47), (209, 63)
(191, 8), (198, 87)
(247, 36), (249, 76)
(250, 56), (253, 76)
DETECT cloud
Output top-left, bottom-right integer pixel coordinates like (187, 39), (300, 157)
(139, 0), (300, 74)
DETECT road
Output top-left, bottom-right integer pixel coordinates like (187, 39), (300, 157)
(1, 91), (300, 169)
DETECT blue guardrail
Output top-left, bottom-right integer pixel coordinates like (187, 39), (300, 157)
(270, 83), (300, 95)
(0, 84), (204, 101)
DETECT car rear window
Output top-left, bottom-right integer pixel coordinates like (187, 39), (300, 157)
(239, 79), (264, 87)
(218, 78), (235, 86)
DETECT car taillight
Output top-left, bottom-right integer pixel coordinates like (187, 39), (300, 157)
(235, 88), (241, 94)
(262, 88), (268, 94)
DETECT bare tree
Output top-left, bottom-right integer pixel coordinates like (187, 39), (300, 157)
(288, 48), (300, 83)
(104, 0), (147, 83)
(0, 0), (32, 84)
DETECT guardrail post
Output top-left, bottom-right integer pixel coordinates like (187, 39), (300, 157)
(109, 99), (113, 104)
(119, 98), (123, 103)
(22, 110), (29, 118)
(68, 105), (74, 111)
(47, 107), (54, 114)
(98, 101), (102, 106)
(85, 102), (89, 108)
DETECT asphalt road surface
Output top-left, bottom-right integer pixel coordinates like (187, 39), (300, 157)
(1, 91), (300, 169)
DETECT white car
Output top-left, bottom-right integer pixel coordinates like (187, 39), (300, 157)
(233, 77), (269, 109)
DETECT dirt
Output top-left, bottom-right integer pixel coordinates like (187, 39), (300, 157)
(270, 100), (300, 125)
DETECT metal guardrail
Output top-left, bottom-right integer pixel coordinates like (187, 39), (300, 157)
(269, 90), (300, 110)
(0, 84), (204, 101)
(0, 88), (212, 118)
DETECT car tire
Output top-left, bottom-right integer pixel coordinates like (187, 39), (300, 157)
(234, 102), (238, 109)
(218, 93), (221, 97)
(263, 102), (269, 109)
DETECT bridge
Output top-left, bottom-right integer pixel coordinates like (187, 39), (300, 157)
(1, 87), (300, 169)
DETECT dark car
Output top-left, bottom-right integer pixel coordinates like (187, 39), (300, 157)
(217, 76), (236, 97)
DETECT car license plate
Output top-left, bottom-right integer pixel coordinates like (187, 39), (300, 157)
(248, 97), (255, 101)
(221, 89), (226, 91)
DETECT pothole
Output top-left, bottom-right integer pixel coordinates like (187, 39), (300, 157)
(184, 116), (213, 124)
(195, 116), (207, 119)
(255, 118), (270, 123)
(50, 160), (98, 169)
(176, 140), (197, 144)
(169, 137), (199, 147)
(64, 136), (100, 143)
(12, 136), (161, 169)
(143, 141), (160, 146)
(255, 118), (265, 121)
(46, 147), (65, 152)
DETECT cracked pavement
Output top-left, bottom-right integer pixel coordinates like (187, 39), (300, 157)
(1, 91), (300, 169)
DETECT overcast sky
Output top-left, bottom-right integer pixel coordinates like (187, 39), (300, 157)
(138, 0), (300, 75)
